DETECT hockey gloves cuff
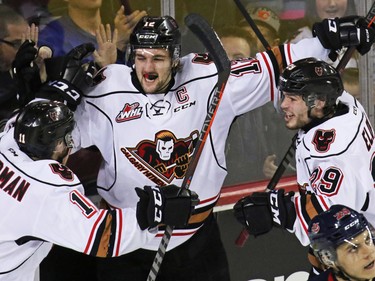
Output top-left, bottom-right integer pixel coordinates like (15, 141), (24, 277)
(36, 43), (96, 111)
(135, 185), (200, 230)
(233, 189), (296, 236)
(313, 16), (375, 60)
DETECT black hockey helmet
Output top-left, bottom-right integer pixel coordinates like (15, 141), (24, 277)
(14, 100), (74, 159)
(279, 57), (344, 113)
(308, 205), (373, 267)
(128, 15), (181, 65)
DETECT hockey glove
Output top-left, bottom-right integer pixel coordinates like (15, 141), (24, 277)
(37, 43), (96, 110)
(135, 185), (199, 230)
(12, 40), (41, 106)
(233, 189), (296, 236)
(313, 16), (375, 60)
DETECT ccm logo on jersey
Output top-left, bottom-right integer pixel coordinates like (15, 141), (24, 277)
(151, 186), (163, 223)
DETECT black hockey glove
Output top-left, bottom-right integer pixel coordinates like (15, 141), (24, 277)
(12, 40), (41, 107)
(313, 16), (375, 60)
(135, 185), (199, 230)
(233, 189), (296, 236)
(37, 43), (96, 111)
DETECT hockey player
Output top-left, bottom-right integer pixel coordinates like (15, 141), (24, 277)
(308, 205), (375, 281)
(32, 14), (375, 281)
(234, 57), (375, 275)
(0, 100), (198, 280)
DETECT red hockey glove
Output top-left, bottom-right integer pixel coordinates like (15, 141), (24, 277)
(233, 189), (296, 236)
(135, 185), (199, 230)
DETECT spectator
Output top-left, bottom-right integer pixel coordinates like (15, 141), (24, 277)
(2, 0), (52, 28)
(0, 4), (42, 130)
(38, 0), (147, 66)
(308, 205), (375, 281)
(218, 26), (253, 61)
(283, 0), (357, 44)
(238, 5), (281, 55)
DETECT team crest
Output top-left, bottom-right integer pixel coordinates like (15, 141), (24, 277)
(121, 130), (199, 185)
(334, 207), (351, 220)
(310, 222), (320, 234)
(312, 129), (336, 152)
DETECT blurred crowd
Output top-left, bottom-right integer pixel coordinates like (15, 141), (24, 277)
(0, 0), (362, 187)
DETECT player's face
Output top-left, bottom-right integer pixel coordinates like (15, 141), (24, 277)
(134, 48), (173, 94)
(221, 36), (251, 60)
(280, 93), (311, 130)
(335, 229), (375, 280)
(315, 0), (347, 19)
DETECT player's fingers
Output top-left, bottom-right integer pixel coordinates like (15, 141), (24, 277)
(105, 24), (112, 41)
(116, 5), (125, 17)
(112, 28), (119, 43)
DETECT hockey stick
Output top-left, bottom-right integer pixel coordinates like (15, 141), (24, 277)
(146, 13), (231, 281)
(235, 1), (375, 247)
(233, 0), (271, 51)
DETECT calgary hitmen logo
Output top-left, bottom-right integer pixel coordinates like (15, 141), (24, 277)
(121, 130), (199, 185)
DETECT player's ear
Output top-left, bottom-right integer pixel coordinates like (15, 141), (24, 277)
(314, 99), (326, 110)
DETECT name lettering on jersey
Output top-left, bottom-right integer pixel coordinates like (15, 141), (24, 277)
(121, 130), (199, 185)
(0, 159), (30, 202)
(312, 129), (336, 152)
(146, 100), (171, 118)
(120, 148), (165, 186)
(362, 117), (375, 151)
(116, 102), (143, 123)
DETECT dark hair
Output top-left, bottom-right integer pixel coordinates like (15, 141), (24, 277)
(0, 4), (25, 38)
(217, 26), (254, 48)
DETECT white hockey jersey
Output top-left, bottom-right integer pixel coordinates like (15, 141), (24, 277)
(0, 128), (155, 280)
(292, 92), (375, 246)
(73, 37), (329, 251)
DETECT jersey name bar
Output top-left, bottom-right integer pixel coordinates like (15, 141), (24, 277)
(0, 158), (30, 202)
